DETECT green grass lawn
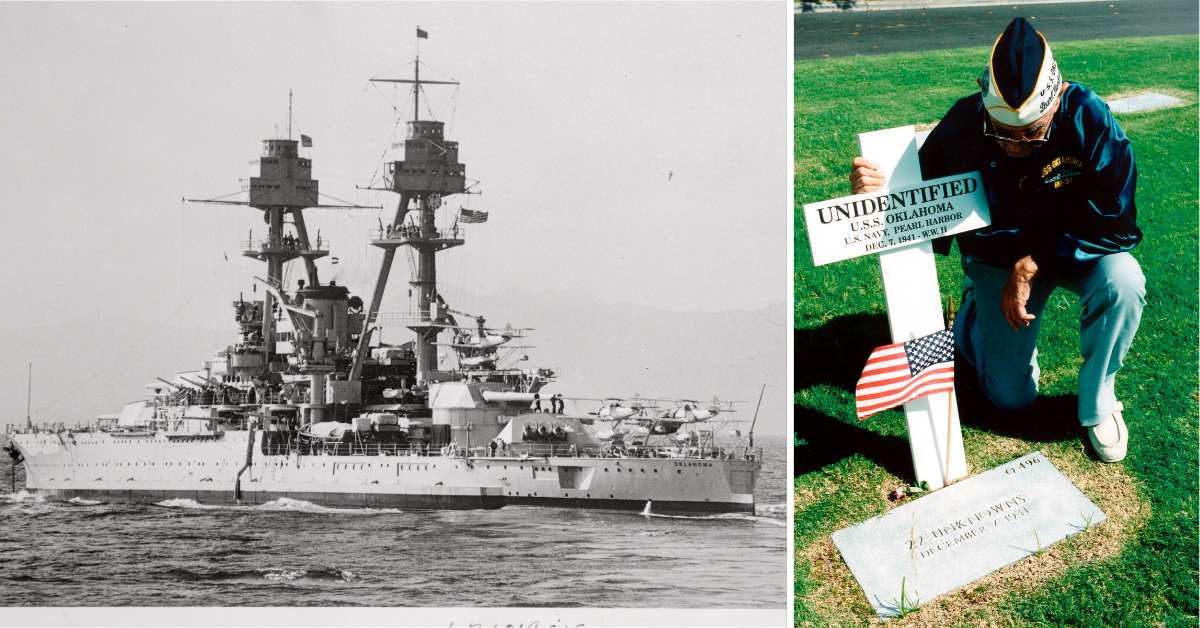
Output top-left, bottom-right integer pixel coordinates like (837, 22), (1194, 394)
(795, 35), (1199, 626)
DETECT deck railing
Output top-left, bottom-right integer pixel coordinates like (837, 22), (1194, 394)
(261, 439), (761, 461)
(373, 226), (465, 242)
(4, 422), (764, 462)
(241, 238), (329, 253)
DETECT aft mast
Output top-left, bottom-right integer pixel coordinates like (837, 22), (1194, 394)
(352, 27), (467, 384)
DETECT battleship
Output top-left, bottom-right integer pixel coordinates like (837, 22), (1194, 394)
(3, 43), (763, 515)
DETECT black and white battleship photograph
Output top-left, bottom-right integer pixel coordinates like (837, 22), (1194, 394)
(0, 2), (788, 624)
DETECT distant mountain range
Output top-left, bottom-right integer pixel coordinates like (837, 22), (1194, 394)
(1, 289), (786, 435)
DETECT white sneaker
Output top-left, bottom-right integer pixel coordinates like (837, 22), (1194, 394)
(1088, 401), (1127, 463)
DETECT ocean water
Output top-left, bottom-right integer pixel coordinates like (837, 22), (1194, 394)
(0, 436), (786, 608)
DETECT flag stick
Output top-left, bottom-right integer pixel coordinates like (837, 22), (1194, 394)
(944, 293), (957, 484)
(946, 386), (955, 484)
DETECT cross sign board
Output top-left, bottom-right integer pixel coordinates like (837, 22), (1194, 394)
(801, 126), (991, 489)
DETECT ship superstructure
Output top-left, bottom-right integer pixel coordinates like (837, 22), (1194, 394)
(4, 38), (762, 513)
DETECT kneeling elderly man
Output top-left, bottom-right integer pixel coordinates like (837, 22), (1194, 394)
(849, 17), (1144, 462)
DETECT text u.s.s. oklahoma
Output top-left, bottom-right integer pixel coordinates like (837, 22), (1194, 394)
(812, 175), (979, 225)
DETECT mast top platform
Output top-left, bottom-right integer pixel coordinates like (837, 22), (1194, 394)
(262, 139), (300, 158)
(249, 138), (317, 209)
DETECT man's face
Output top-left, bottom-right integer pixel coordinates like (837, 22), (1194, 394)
(987, 103), (1056, 159)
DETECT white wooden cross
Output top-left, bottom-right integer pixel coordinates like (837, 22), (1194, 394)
(801, 126), (991, 489)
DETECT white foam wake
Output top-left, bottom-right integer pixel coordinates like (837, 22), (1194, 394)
(743, 515), (788, 528)
(261, 569), (307, 582)
(259, 568), (357, 582)
(755, 502), (788, 517)
(640, 511), (789, 527)
(1, 490), (44, 504)
(256, 497), (402, 515)
(68, 497), (103, 506)
(702, 512), (789, 527)
(156, 498), (220, 509)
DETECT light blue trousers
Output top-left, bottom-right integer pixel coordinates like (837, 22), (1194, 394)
(953, 252), (1146, 427)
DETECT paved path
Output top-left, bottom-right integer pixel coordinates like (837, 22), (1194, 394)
(795, 0), (1199, 59)
(798, 0), (1111, 13)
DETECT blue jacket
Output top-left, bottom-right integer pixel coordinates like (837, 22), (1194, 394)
(920, 82), (1141, 275)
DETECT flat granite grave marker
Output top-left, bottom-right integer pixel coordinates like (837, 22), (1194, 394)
(1106, 92), (1182, 114)
(831, 451), (1106, 618)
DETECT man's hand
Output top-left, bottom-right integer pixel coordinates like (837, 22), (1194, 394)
(849, 157), (887, 195)
(1001, 255), (1039, 331)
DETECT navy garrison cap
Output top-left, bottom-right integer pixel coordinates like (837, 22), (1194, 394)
(981, 17), (1062, 126)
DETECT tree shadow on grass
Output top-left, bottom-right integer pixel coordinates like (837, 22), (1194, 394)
(796, 312), (892, 391)
(795, 312), (1086, 479)
(795, 405), (914, 480)
(795, 313), (913, 479)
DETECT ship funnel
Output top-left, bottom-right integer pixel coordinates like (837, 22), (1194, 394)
(295, 284), (352, 351)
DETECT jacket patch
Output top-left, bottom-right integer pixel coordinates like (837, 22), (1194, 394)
(1041, 155), (1083, 188)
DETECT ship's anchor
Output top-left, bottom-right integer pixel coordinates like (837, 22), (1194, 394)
(3, 443), (23, 495)
(234, 418), (257, 503)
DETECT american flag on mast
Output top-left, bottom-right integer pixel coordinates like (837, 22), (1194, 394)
(458, 208), (488, 224)
(856, 328), (955, 421)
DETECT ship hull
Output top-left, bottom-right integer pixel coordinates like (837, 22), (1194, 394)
(29, 489), (750, 513)
(11, 431), (759, 514)
(30, 487), (505, 510)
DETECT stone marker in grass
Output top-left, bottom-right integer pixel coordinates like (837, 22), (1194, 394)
(800, 126), (990, 489)
(831, 451), (1107, 618)
(1106, 92), (1183, 114)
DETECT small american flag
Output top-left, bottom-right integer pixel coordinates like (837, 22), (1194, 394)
(300, 135), (312, 147)
(856, 328), (955, 421)
(459, 208), (488, 224)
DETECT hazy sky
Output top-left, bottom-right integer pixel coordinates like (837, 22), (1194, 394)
(0, 2), (787, 333)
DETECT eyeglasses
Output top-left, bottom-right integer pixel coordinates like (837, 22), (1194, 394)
(983, 115), (1053, 145)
